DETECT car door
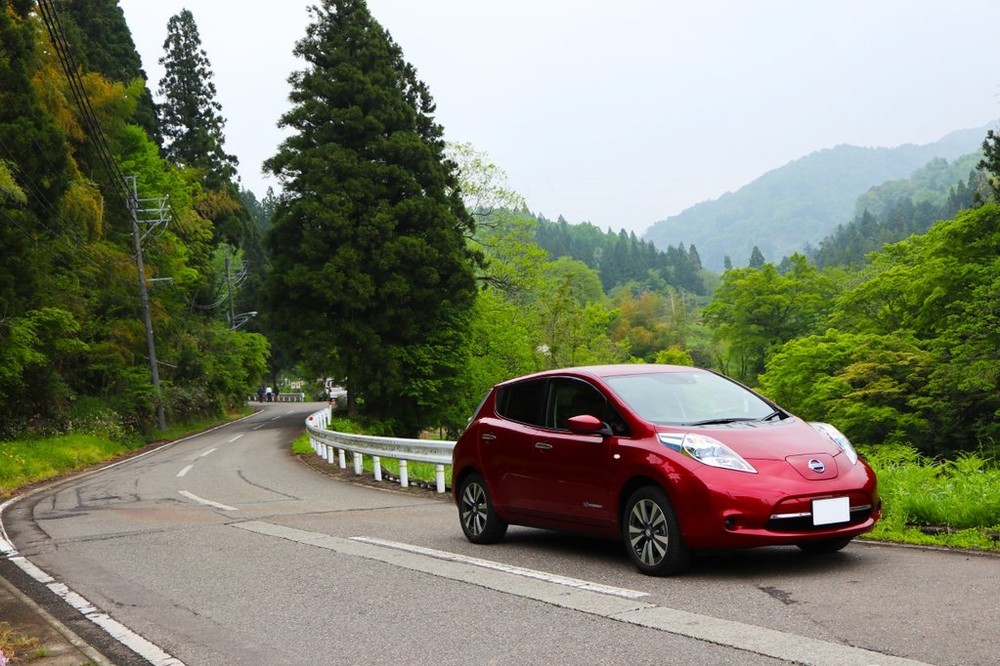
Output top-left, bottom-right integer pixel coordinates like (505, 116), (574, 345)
(475, 379), (549, 513)
(528, 377), (615, 526)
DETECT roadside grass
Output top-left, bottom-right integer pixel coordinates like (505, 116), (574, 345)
(0, 621), (39, 664)
(0, 410), (250, 500)
(859, 444), (1000, 552)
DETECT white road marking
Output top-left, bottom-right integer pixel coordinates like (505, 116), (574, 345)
(351, 536), (647, 599)
(232, 521), (930, 666)
(2, 553), (184, 665)
(178, 490), (236, 511)
(227, 434), (244, 443)
(176, 465), (193, 478)
(198, 448), (217, 458)
(0, 410), (264, 665)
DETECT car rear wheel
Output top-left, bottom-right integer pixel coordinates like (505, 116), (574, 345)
(796, 536), (854, 554)
(458, 473), (508, 544)
(623, 486), (691, 575)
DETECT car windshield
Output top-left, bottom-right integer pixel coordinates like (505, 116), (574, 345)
(603, 370), (776, 426)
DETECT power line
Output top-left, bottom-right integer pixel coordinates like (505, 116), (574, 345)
(35, 0), (168, 430)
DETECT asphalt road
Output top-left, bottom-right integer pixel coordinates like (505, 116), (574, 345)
(2, 402), (998, 665)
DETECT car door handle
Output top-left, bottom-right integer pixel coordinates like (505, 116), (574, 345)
(535, 442), (553, 450)
(481, 433), (496, 442)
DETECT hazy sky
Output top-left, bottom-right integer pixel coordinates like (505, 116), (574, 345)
(118, 0), (1000, 236)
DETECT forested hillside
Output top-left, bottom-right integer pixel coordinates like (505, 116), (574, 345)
(644, 127), (989, 271)
(0, 0), (268, 437)
(810, 154), (983, 267)
(532, 216), (706, 295)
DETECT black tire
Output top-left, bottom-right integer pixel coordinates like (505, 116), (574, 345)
(796, 536), (854, 554)
(622, 486), (692, 575)
(458, 473), (508, 544)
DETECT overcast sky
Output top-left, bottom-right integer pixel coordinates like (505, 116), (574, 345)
(118, 0), (1000, 236)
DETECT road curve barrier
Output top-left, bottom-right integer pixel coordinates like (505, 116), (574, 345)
(306, 407), (456, 493)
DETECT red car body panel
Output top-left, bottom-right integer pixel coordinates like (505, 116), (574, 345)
(452, 365), (881, 552)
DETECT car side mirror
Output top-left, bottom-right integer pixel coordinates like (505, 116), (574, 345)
(567, 414), (613, 437)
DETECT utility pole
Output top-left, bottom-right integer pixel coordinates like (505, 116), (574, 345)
(226, 256), (236, 328)
(126, 176), (170, 430)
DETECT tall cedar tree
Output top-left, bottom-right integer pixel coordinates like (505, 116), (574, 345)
(157, 9), (237, 189)
(264, 0), (479, 436)
(56, 0), (161, 145)
(0, 0), (73, 314)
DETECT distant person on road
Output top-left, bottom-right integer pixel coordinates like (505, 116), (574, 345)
(265, 386), (273, 402)
(257, 386), (265, 402)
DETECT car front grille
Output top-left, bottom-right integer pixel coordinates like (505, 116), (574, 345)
(766, 504), (873, 532)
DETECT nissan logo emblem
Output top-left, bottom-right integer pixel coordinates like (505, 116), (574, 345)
(808, 458), (826, 474)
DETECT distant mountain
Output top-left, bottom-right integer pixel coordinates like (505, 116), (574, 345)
(643, 126), (991, 271)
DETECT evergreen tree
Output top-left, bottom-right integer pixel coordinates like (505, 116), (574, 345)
(56, 0), (160, 144)
(157, 9), (236, 188)
(748, 245), (766, 268)
(263, 0), (480, 436)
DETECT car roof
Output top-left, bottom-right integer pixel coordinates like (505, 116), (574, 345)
(496, 364), (705, 387)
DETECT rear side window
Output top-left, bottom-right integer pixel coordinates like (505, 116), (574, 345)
(496, 379), (547, 426)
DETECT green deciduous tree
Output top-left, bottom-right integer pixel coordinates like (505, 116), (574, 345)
(703, 254), (838, 383)
(760, 329), (933, 446)
(263, 0), (479, 436)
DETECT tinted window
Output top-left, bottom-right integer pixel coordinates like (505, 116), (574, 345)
(549, 378), (607, 429)
(496, 379), (547, 426)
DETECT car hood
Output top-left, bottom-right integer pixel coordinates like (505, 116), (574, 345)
(656, 418), (840, 461)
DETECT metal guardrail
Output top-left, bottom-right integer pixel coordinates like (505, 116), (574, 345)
(306, 406), (457, 493)
(249, 392), (306, 403)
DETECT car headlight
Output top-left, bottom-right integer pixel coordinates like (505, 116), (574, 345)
(809, 422), (858, 465)
(659, 433), (757, 473)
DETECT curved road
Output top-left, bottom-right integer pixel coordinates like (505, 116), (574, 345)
(2, 402), (998, 665)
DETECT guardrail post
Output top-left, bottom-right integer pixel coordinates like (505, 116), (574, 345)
(399, 460), (408, 488)
(338, 448), (347, 469)
(326, 443), (335, 465)
(435, 464), (445, 493)
(373, 456), (382, 481)
(353, 452), (363, 475)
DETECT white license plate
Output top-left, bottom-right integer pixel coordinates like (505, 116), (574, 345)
(812, 497), (850, 525)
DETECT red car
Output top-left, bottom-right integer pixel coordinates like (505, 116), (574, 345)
(451, 365), (881, 575)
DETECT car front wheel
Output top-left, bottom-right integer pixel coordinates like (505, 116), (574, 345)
(458, 473), (508, 544)
(623, 486), (692, 575)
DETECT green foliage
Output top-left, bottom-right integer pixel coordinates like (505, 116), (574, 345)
(56, 0), (161, 144)
(814, 154), (984, 269)
(757, 204), (1000, 456)
(264, 0), (479, 437)
(703, 254), (838, 383)
(534, 217), (705, 295)
(861, 444), (1000, 549)
(157, 8), (237, 187)
(0, 434), (132, 498)
(760, 330), (933, 445)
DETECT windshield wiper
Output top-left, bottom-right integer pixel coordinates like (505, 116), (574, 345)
(683, 417), (757, 426)
(760, 410), (783, 422)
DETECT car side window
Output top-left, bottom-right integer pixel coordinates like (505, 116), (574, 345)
(496, 379), (547, 427)
(545, 378), (628, 437)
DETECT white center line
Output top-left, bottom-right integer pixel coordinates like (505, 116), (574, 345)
(176, 465), (193, 478)
(198, 448), (217, 458)
(227, 434), (244, 443)
(178, 491), (236, 511)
